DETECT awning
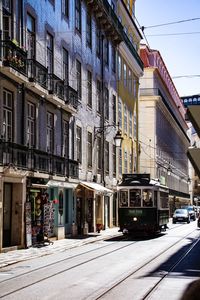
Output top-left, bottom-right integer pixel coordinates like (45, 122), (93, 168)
(47, 180), (78, 189)
(79, 181), (113, 194)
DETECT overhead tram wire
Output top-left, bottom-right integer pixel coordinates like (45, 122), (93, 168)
(140, 17), (200, 31)
(146, 31), (200, 37)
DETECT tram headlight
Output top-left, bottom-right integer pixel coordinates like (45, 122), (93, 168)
(133, 217), (138, 222)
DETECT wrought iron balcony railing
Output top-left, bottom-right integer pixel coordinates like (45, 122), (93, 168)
(48, 74), (78, 108)
(0, 140), (79, 179)
(27, 59), (48, 89)
(66, 85), (79, 109)
(0, 39), (28, 75)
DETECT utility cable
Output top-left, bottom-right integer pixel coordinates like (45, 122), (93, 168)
(141, 17), (200, 31)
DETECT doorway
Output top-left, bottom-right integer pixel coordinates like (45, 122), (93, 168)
(3, 183), (12, 247)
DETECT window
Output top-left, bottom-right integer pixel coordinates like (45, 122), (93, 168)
(113, 145), (116, 176)
(87, 70), (92, 107)
(130, 189), (141, 207)
(128, 69), (132, 92)
(129, 111), (133, 137)
(119, 190), (128, 207)
(3, 15), (11, 40)
(132, 2), (135, 18)
(104, 87), (109, 120)
(63, 120), (69, 157)
(3, 0), (11, 12)
(105, 141), (109, 173)
(27, 14), (36, 59)
(111, 1), (116, 12)
(119, 148), (122, 175)
(3, 89), (13, 141)
(63, 48), (69, 83)
(76, 126), (82, 163)
(124, 104), (127, 133)
(124, 150), (128, 173)
(118, 98), (122, 128)
(104, 39), (109, 66)
(133, 78), (137, 98)
(75, 0), (81, 33)
(96, 79), (101, 114)
(47, 112), (54, 153)
(130, 151), (133, 173)
(97, 136), (101, 170)
(96, 29), (101, 57)
(86, 12), (92, 48)
(124, 26), (128, 35)
(134, 110), (137, 139)
(47, 32), (53, 74)
(62, 0), (69, 18)
(112, 95), (116, 125)
(87, 132), (92, 168)
(27, 102), (36, 147)
(112, 46), (116, 73)
(123, 63), (127, 86)
(118, 55), (121, 79)
(76, 59), (81, 99)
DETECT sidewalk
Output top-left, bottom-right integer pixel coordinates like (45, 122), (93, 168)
(0, 227), (122, 269)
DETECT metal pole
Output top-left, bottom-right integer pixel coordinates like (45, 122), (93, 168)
(101, 34), (105, 186)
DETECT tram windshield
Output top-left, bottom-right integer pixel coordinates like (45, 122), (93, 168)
(119, 188), (154, 208)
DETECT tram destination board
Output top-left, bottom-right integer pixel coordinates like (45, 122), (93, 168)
(120, 174), (151, 186)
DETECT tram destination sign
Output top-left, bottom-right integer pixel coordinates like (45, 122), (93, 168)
(120, 174), (151, 186)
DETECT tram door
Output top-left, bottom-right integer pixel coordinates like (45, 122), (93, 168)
(3, 183), (12, 247)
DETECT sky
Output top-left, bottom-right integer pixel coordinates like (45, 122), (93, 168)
(136, 0), (200, 97)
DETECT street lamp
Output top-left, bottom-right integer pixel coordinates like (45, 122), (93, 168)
(167, 165), (172, 176)
(94, 122), (123, 148)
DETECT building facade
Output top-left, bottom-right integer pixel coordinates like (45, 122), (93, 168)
(116, 0), (143, 181)
(0, 0), (79, 251)
(139, 45), (190, 215)
(0, 0), (143, 252)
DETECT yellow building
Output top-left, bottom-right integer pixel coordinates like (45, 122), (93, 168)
(116, 0), (143, 177)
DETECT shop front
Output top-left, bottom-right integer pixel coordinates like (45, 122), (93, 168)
(26, 178), (78, 247)
(75, 182), (113, 234)
(0, 167), (27, 253)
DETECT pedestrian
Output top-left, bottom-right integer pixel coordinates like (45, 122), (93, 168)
(180, 279), (200, 300)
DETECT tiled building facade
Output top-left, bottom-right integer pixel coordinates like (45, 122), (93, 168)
(0, 0), (143, 252)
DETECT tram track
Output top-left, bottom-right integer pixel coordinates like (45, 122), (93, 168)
(94, 228), (199, 300)
(0, 225), (196, 299)
(141, 235), (200, 300)
(0, 237), (137, 298)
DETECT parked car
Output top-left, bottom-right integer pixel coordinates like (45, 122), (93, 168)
(181, 205), (196, 221)
(173, 209), (190, 224)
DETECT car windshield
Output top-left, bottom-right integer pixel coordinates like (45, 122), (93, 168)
(175, 209), (187, 214)
(182, 206), (193, 211)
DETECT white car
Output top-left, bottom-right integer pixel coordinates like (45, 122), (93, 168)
(172, 209), (190, 224)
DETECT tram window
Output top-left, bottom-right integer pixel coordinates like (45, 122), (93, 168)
(160, 192), (169, 208)
(130, 189), (141, 207)
(142, 190), (153, 207)
(154, 191), (157, 207)
(119, 190), (128, 207)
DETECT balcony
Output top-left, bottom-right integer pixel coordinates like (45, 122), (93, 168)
(0, 140), (79, 179)
(0, 39), (28, 77)
(47, 74), (79, 110)
(86, 0), (143, 69)
(86, 0), (123, 44)
(65, 85), (79, 109)
(27, 59), (48, 90)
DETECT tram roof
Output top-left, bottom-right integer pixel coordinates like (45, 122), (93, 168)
(117, 174), (169, 191)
